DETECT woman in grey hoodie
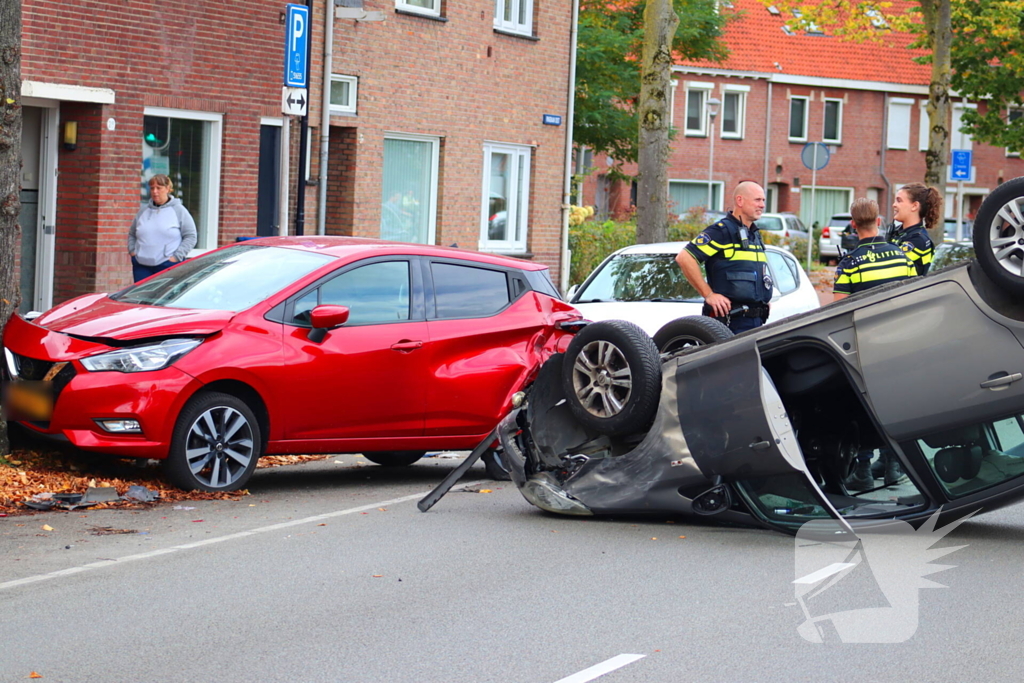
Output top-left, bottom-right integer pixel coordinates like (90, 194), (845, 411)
(128, 174), (198, 282)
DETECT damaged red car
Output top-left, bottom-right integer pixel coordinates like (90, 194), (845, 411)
(2, 237), (581, 491)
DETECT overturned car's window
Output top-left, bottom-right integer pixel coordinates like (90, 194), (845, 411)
(913, 412), (1024, 497)
(113, 245), (333, 312)
(576, 254), (701, 302)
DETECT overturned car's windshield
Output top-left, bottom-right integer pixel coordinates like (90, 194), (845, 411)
(576, 254), (702, 302)
(112, 245), (334, 311)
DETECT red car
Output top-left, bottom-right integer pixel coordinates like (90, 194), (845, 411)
(2, 237), (581, 491)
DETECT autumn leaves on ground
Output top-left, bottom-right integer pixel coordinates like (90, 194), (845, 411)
(0, 434), (331, 515)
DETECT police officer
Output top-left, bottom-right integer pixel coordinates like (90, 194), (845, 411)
(833, 198), (916, 301)
(675, 181), (773, 333)
(890, 182), (940, 276)
(834, 198), (915, 491)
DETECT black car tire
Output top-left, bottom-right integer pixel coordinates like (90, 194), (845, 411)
(561, 319), (661, 436)
(164, 392), (262, 492)
(653, 315), (734, 354)
(973, 175), (1024, 297)
(363, 451), (426, 467)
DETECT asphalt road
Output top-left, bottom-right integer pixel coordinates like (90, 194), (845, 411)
(2, 454), (1024, 683)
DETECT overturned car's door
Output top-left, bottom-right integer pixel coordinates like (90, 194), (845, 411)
(674, 336), (851, 532)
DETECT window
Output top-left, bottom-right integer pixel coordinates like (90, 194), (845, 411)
(951, 102), (976, 151)
(799, 187), (853, 231)
(766, 250), (799, 295)
(788, 96), (808, 142)
(918, 100), (930, 152)
(294, 261), (411, 325)
(1008, 109), (1023, 157)
(669, 180), (722, 215)
(685, 82), (715, 136)
(494, 0), (532, 35)
(480, 142), (531, 253)
(141, 108), (223, 251)
(823, 98), (842, 144)
(913, 413), (1024, 498)
(397, 0), (439, 17)
(431, 263), (510, 318)
(722, 86), (748, 139)
(329, 75), (358, 115)
(380, 134), (439, 244)
(887, 98), (912, 150)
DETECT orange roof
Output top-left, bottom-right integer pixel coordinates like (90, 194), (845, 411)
(678, 0), (932, 87)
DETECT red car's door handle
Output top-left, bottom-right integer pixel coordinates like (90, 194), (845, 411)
(390, 340), (424, 352)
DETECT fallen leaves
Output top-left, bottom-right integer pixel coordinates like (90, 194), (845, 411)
(28, 672), (43, 679)
(256, 454), (332, 469)
(41, 525), (53, 532)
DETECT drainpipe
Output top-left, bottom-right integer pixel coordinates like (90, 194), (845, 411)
(879, 93), (892, 214)
(762, 78), (773, 193)
(559, 0), (580, 295)
(317, 0), (335, 236)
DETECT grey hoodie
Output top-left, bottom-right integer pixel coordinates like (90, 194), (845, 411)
(127, 196), (198, 266)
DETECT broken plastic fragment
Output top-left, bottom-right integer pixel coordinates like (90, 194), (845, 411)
(123, 485), (158, 502)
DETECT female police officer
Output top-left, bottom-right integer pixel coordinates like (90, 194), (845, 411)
(675, 181), (773, 333)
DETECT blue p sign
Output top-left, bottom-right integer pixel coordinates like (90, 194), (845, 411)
(285, 4), (309, 88)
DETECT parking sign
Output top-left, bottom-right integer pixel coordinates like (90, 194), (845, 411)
(285, 4), (309, 88)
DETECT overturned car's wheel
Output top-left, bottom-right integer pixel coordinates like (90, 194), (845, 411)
(363, 451), (426, 467)
(164, 392), (262, 492)
(561, 319), (661, 436)
(653, 315), (734, 354)
(974, 176), (1024, 297)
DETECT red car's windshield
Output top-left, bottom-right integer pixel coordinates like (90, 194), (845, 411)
(112, 244), (334, 311)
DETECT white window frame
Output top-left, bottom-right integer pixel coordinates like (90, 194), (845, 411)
(684, 81), (715, 137)
(918, 99), (930, 152)
(480, 142), (531, 254)
(397, 0), (440, 18)
(669, 79), (678, 130)
(329, 75), (358, 115)
(1007, 108), (1023, 157)
(721, 85), (748, 139)
(887, 97), (913, 150)
(822, 97), (843, 144)
(494, 0), (533, 35)
(951, 102), (976, 152)
(788, 95), (809, 142)
(382, 132), (440, 245)
(143, 106), (222, 253)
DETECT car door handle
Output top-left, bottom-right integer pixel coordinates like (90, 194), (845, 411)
(981, 372), (1023, 389)
(390, 340), (423, 352)
(750, 440), (772, 451)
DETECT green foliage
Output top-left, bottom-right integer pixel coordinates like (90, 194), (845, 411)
(574, 0), (729, 170)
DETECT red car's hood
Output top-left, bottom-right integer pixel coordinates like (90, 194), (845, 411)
(34, 294), (236, 341)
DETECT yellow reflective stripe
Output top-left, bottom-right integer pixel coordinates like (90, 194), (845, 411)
(835, 273), (853, 285)
(858, 257), (910, 271)
(709, 240), (733, 250)
(860, 265), (915, 282)
(905, 250), (922, 262)
(729, 251), (768, 262)
(697, 243), (717, 257)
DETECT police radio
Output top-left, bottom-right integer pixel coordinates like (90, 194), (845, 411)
(738, 226), (750, 250)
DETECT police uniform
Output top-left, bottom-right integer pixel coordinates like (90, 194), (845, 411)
(891, 222), (934, 276)
(833, 235), (916, 296)
(684, 211), (773, 333)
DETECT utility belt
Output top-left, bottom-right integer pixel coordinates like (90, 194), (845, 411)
(702, 301), (770, 323)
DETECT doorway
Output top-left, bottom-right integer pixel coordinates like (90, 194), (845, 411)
(18, 105), (57, 314)
(257, 123), (282, 237)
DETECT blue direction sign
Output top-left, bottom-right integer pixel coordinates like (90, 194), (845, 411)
(951, 150), (972, 180)
(285, 4), (310, 88)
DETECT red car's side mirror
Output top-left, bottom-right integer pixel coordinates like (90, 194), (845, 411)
(308, 305), (350, 343)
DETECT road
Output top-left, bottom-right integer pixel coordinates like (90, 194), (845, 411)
(2, 455), (1024, 683)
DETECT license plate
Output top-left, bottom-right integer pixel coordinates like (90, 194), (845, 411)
(4, 380), (54, 421)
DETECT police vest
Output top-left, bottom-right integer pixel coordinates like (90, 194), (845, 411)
(706, 220), (772, 304)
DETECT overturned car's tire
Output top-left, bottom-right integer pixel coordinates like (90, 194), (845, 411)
(974, 176), (1024, 297)
(561, 319), (661, 436)
(363, 451), (426, 467)
(653, 315), (734, 354)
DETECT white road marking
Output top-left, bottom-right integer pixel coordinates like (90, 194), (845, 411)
(792, 562), (856, 585)
(0, 481), (487, 592)
(553, 654), (646, 683)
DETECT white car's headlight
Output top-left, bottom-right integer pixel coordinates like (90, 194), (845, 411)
(80, 338), (202, 373)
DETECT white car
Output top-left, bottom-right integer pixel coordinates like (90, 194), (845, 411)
(567, 242), (820, 352)
(819, 212), (852, 264)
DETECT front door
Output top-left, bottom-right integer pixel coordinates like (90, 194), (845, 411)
(17, 105), (57, 314)
(257, 124), (281, 237)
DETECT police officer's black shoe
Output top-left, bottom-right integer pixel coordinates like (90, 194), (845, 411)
(871, 457), (885, 479)
(845, 460), (874, 492)
(884, 457), (902, 486)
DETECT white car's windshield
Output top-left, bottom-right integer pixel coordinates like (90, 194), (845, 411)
(113, 244), (334, 311)
(575, 253), (702, 303)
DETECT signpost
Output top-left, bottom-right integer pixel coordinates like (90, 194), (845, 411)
(950, 150), (973, 242)
(800, 142), (830, 274)
(284, 2), (311, 235)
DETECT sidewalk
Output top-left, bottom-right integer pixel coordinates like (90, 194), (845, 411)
(810, 267), (836, 306)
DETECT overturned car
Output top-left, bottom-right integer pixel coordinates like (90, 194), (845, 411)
(496, 179), (1024, 534)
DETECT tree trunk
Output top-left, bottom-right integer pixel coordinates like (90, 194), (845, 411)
(922, 0), (952, 243)
(0, 0), (22, 457)
(635, 0), (678, 244)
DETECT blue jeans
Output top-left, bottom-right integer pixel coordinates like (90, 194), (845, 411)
(132, 256), (176, 283)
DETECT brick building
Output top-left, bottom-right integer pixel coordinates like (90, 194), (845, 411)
(17, 0), (574, 313)
(585, 0), (1024, 232)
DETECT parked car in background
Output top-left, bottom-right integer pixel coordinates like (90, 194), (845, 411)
(932, 241), (975, 270)
(567, 242), (819, 353)
(943, 217), (973, 242)
(818, 212), (853, 264)
(758, 212), (810, 242)
(2, 237), (583, 492)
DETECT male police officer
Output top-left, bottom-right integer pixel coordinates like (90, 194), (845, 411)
(675, 181), (773, 333)
(834, 198), (915, 490)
